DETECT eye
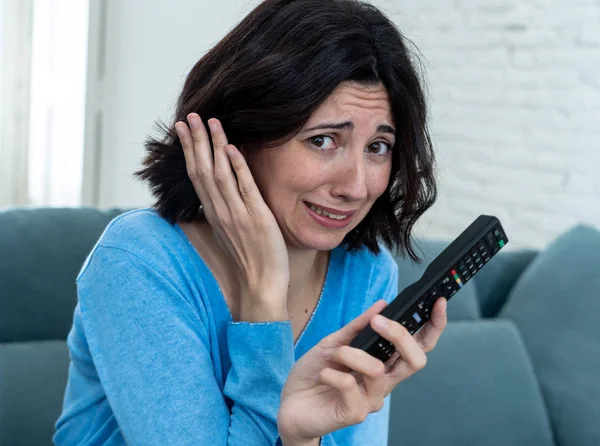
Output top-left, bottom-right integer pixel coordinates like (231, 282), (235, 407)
(366, 141), (392, 156)
(308, 135), (336, 150)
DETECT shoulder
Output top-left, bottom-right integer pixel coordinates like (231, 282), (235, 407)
(78, 208), (191, 282)
(98, 208), (176, 247)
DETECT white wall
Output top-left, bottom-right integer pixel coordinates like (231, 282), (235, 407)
(384, 0), (600, 248)
(89, 0), (600, 250)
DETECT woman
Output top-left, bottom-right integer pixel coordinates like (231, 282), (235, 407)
(54, 0), (447, 444)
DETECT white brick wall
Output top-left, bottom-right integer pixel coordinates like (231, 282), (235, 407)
(375, 0), (600, 250)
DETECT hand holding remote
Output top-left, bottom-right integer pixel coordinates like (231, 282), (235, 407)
(278, 298), (447, 443)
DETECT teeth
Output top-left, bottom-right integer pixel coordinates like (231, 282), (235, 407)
(308, 203), (347, 220)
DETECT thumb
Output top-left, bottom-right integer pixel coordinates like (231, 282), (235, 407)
(322, 299), (388, 347)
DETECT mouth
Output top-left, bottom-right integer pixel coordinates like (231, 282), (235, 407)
(304, 202), (357, 218)
(303, 201), (357, 229)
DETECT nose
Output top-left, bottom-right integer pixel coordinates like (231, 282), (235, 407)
(330, 151), (369, 202)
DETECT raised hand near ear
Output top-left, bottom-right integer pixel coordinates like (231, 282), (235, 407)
(176, 114), (289, 320)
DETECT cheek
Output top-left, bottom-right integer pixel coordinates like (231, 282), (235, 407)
(368, 166), (392, 199)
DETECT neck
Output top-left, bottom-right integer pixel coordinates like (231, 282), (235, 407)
(286, 246), (329, 315)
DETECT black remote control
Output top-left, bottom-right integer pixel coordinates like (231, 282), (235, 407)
(350, 215), (508, 362)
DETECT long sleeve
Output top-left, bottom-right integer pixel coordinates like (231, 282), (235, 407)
(55, 244), (294, 445)
(225, 321), (294, 443)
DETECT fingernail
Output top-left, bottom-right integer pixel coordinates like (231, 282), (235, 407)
(208, 119), (218, 132)
(187, 114), (199, 129)
(373, 315), (388, 329)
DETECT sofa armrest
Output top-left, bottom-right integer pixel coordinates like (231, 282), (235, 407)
(0, 206), (129, 342)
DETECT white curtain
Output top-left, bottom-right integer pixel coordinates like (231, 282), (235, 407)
(0, 0), (33, 206)
(0, 0), (89, 208)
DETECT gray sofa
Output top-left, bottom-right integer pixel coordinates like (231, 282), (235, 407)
(1, 207), (599, 445)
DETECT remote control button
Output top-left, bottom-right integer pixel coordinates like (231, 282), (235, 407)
(464, 256), (474, 266)
(494, 229), (507, 243)
(412, 312), (422, 324)
(429, 288), (441, 300)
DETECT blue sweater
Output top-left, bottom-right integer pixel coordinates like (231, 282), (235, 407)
(54, 209), (399, 445)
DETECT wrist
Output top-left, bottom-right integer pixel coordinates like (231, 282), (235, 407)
(239, 289), (288, 322)
(278, 421), (320, 446)
(280, 437), (320, 446)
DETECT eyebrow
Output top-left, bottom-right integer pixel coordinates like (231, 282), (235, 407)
(302, 121), (396, 136)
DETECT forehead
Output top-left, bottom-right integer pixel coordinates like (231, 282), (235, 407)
(308, 82), (392, 124)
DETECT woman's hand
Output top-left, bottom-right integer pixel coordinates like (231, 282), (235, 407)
(175, 114), (290, 318)
(277, 297), (448, 443)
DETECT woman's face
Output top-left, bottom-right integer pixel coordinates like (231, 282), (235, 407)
(244, 81), (395, 251)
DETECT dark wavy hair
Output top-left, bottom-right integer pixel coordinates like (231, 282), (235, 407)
(135, 0), (438, 263)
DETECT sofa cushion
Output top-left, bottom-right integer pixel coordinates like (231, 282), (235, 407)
(0, 340), (70, 446)
(500, 224), (600, 446)
(393, 240), (481, 321)
(0, 207), (126, 342)
(388, 320), (554, 446)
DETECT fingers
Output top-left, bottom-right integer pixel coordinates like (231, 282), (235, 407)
(175, 114), (245, 220)
(370, 314), (428, 376)
(414, 297), (448, 352)
(323, 345), (385, 411)
(224, 144), (268, 217)
(315, 368), (367, 424)
(321, 300), (388, 348)
(176, 117), (213, 210)
(206, 118), (246, 215)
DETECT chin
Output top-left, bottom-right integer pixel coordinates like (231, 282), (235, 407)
(293, 228), (349, 251)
